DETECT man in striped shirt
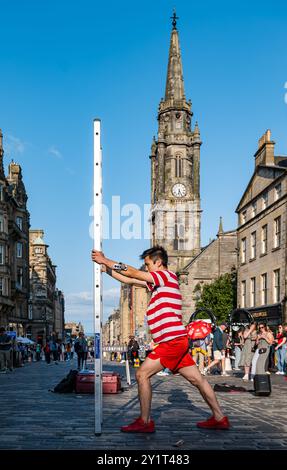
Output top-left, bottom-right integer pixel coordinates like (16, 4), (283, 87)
(92, 246), (230, 432)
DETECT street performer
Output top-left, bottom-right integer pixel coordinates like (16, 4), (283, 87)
(91, 245), (230, 432)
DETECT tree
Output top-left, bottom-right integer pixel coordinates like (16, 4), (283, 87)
(195, 269), (237, 324)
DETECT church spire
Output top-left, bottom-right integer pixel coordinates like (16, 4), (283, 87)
(0, 129), (5, 180)
(165, 11), (186, 102)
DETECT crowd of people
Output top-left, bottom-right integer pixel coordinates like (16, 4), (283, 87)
(106, 322), (287, 381)
(195, 321), (287, 380)
(0, 328), (94, 373)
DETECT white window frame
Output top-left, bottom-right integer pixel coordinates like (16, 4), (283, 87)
(0, 214), (4, 233)
(0, 244), (4, 265)
(274, 217), (281, 249)
(241, 281), (246, 308)
(250, 277), (256, 308)
(17, 267), (23, 288)
(274, 269), (280, 303)
(261, 225), (268, 255)
(16, 242), (23, 258)
(241, 238), (246, 263)
(261, 273), (267, 305)
(251, 231), (256, 259)
(16, 216), (23, 230)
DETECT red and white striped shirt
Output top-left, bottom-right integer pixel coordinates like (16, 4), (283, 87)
(146, 270), (187, 343)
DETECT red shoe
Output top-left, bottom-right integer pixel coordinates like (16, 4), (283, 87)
(197, 416), (230, 430)
(121, 417), (155, 433)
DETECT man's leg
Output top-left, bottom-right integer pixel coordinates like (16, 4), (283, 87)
(179, 364), (224, 421)
(136, 357), (163, 423)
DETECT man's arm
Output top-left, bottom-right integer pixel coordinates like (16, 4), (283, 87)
(104, 266), (146, 288)
(92, 250), (154, 283)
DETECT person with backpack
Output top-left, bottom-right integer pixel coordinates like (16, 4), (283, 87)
(74, 332), (88, 370)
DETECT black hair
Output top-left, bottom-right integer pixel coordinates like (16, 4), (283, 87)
(140, 245), (168, 268)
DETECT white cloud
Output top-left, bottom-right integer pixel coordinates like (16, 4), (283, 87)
(5, 134), (26, 156)
(48, 145), (63, 159)
(64, 288), (120, 332)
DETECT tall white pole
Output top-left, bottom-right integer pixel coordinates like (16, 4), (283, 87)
(93, 119), (103, 435)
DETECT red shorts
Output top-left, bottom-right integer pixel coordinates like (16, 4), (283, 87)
(148, 335), (195, 373)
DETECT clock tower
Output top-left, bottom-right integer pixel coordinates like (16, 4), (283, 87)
(150, 13), (202, 272)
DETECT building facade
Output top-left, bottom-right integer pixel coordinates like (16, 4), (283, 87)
(178, 221), (237, 322)
(29, 230), (58, 342)
(64, 321), (84, 341)
(236, 130), (287, 326)
(0, 129), (30, 334)
(54, 289), (65, 341)
(103, 308), (121, 346)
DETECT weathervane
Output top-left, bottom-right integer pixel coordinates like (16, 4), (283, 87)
(171, 9), (179, 30)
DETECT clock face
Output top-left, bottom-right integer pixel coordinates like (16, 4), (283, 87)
(172, 183), (187, 198)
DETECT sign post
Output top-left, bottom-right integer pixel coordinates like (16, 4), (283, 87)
(93, 119), (103, 435)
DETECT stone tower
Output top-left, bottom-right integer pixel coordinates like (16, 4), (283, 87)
(150, 13), (202, 272)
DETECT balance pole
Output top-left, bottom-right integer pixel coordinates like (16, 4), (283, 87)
(93, 118), (103, 435)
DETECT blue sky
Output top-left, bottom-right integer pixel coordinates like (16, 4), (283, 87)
(0, 0), (286, 332)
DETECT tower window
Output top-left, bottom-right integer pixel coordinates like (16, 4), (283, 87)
(175, 155), (183, 177)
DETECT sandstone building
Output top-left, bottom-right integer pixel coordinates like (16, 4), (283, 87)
(0, 129), (30, 334)
(29, 229), (64, 342)
(236, 130), (287, 325)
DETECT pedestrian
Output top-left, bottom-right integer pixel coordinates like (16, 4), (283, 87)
(202, 322), (228, 376)
(239, 323), (257, 381)
(74, 332), (88, 370)
(232, 327), (244, 371)
(274, 325), (287, 375)
(44, 342), (51, 364)
(0, 327), (13, 373)
(66, 342), (71, 361)
(70, 342), (74, 359)
(250, 324), (274, 381)
(36, 343), (42, 362)
(191, 337), (207, 374)
(92, 245), (230, 431)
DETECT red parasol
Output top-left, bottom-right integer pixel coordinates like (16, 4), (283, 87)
(186, 319), (212, 341)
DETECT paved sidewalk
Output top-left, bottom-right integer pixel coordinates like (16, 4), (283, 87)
(0, 359), (287, 450)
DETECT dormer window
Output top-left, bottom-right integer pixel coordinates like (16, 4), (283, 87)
(251, 201), (257, 218)
(262, 192), (268, 210)
(274, 183), (282, 201)
(241, 210), (247, 224)
(35, 247), (43, 254)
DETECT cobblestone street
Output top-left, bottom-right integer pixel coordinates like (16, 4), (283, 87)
(0, 358), (287, 450)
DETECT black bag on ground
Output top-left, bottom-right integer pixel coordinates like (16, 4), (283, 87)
(214, 383), (247, 393)
(53, 370), (78, 393)
(254, 374), (271, 396)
